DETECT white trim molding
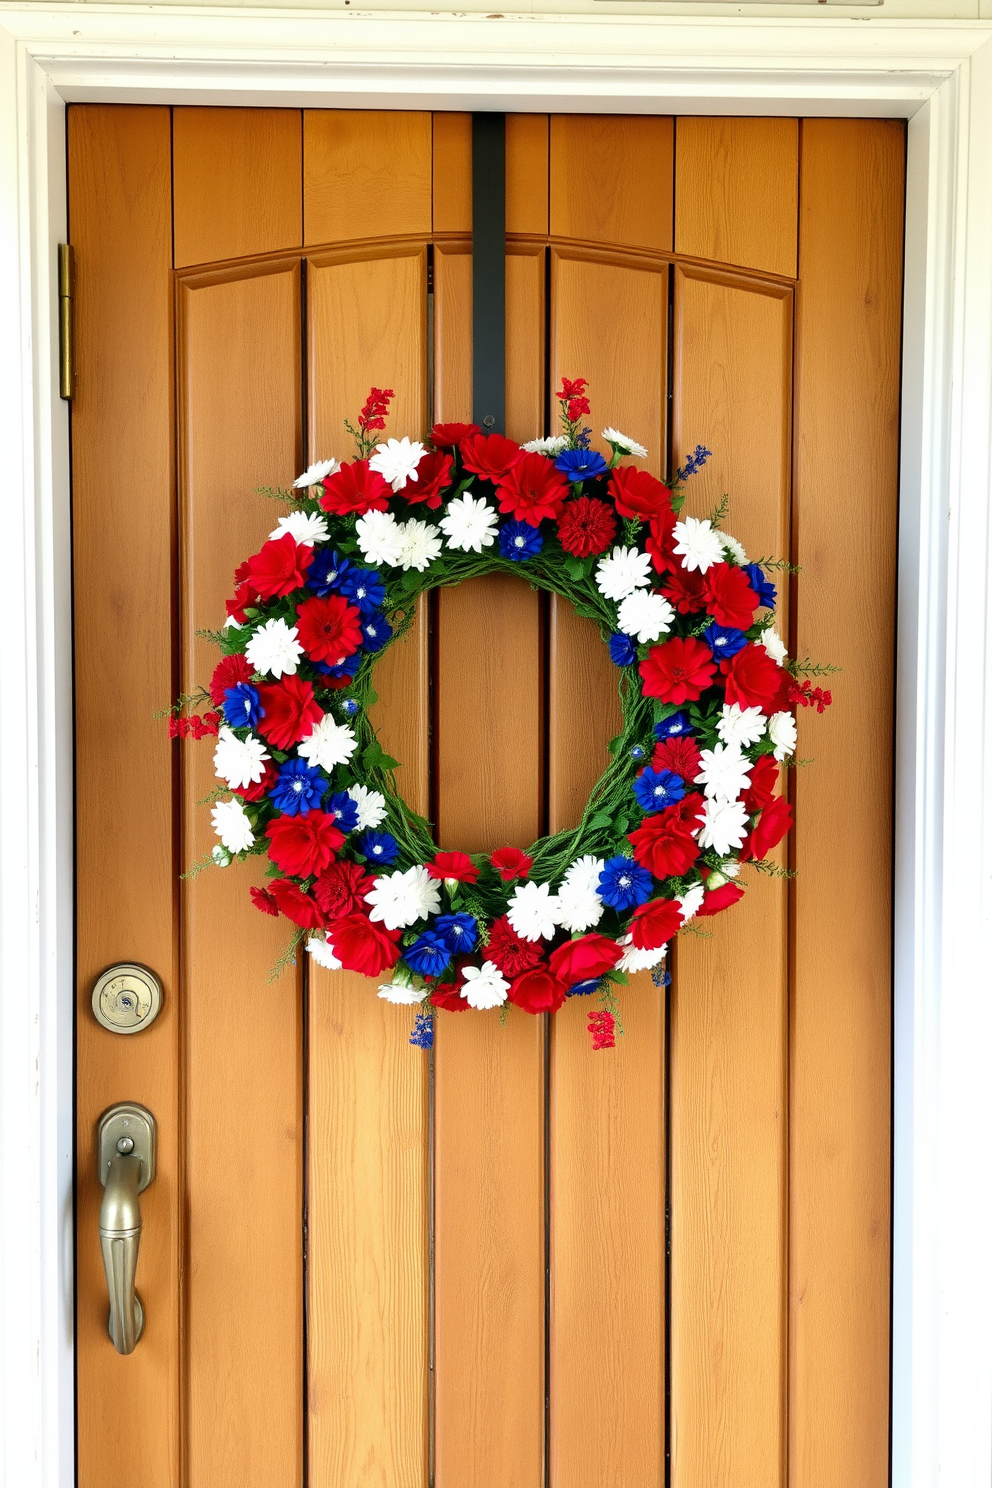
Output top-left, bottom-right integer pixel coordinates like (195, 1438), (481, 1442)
(0, 8), (990, 1487)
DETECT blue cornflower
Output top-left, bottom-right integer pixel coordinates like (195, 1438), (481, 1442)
(702, 622), (747, 661)
(409, 1012), (434, 1049)
(327, 791), (360, 833)
(405, 930), (452, 978)
(744, 563), (777, 610)
(435, 912), (478, 954)
(341, 698), (360, 717)
(598, 855), (653, 912)
(314, 651), (362, 682)
(632, 766), (686, 812)
(676, 444), (712, 482)
(575, 426), (593, 449)
(269, 759), (328, 816)
(499, 520), (543, 561)
(359, 829), (399, 865)
(222, 682), (262, 729)
(609, 632), (637, 667)
(337, 566), (386, 615)
(654, 711), (693, 740)
(651, 967), (672, 988)
(566, 978), (601, 997)
(361, 612), (394, 653)
(307, 548), (352, 596)
(555, 448), (609, 482)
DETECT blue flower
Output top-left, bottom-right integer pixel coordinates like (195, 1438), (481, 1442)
(555, 448), (609, 482)
(337, 566), (386, 615)
(632, 766), (686, 812)
(499, 520), (543, 561)
(744, 563), (777, 610)
(702, 622), (747, 661)
(654, 711), (693, 739)
(314, 651), (362, 681)
(327, 791), (359, 833)
(435, 912), (478, 954)
(341, 697), (360, 717)
(676, 444), (712, 482)
(359, 829), (399, 865)
(575, 426), (593, 450)
(269, 759), (328, 816)
(598, 856), (653, 911)
(629, 745), (647, 762)
(405, 930), (452, 978)
(222, 682), (262, 729)
(307, 549), (352, 597)
(609, 632), (637, 667)
(409, 1012), (434, 1049)
(651, 967), (672, 988)
(566, 978), (601, 997)
(361, 612), (393, 653)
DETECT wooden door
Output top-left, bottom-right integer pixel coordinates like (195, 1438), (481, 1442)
(70, 106), (902, 1488)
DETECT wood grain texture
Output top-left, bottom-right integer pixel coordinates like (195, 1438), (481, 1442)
(548, 604), (622, 837)
(173, 108), (303, 267)
(551, 116), (674, 253)
(305, 111), (432, 245)
(70, 103), (179, 1488)
(179, 262), (304, 1488)
(790, 119), (902, 1488)
(433, 113), (549, 236)
(675, 118), (799, 279)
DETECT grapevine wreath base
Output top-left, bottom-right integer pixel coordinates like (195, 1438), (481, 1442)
(172, 380), (831, 1050)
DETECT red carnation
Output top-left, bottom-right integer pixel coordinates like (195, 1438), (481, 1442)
(405, 450), (453, 509)
(427, 851), (479, 884)
(661, 565), (708, 614)
(744, 753), (780, 813)
(639, 637), (716, 705)
(319, 459), (392, 516)
(255, 676), (323, 751)
(588, 1008), (616, 1050)
(431, 422), (480, 448)
(490, 847), (532, 881)
(295, 593), (364, 666)
(652, 734), (702, 784)
(232, 758), (279, 803)
(246, 533), (314, 600)
(329, 913), (401, 978)
(557, 496), (617, 557)
(496, 452), (568, 524)
(265, 810), (344, 879)
(746, 796), (793, 860)
(210, 653), (254, 707)
(508, 966), (567, 1015)
(703, 562), (760, 630)
(697, 882), (746, 917)
(610, 467), (673, 520)
(250, 885), (280, 917)
(628, 896), (684, 950)
(646, 510), (681, 575)
(548, 934), (621, 986)
(485, 915), (544, 977)
(460, 432), (522, 483)
(722, 644), (786, 711)
(628, 794), (704, 877)
(313, 859), (375, 920)
(268, 878), (324, 929)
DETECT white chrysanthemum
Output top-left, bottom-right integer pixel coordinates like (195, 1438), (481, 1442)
(269, 509), (329, 545)
(767, 711), (797, 761)
(376, 966), (422, 1005)
(717, 703), (767, 749)
(355, 510), (404, 567)
(521, 435), (568, 455)
(602, 427), (648, 459)
(213, 726), (270, 790)
(461, 961), (510, 1010)
(595, 545), (653, 602)
(759, 627), (788, 665)
(293, 457), (337, 489)
(245, 617), (303, 678)
(697, 797), (750, 856)
(616, 589), (675, 644)
(720, 532), (748, 565)
(695, 742), (753, 804)
(211, 797), (254, 853)
(307, 934), (343, 971)
(365, 865), (441, 931)
(369, 437), (426, 493)
(673, 516), (724, 574)
(397, 518), (443, 572)
(617, 934), (667, 973)
(677, 884), (706, 923)
(298, 715), (357, 772)
(347, 784), (387, 830)
(555, 882), (605, 933)
(439, 492), (499, 553)
(507, 880), (561, 942)
(563, 855), (605, 894)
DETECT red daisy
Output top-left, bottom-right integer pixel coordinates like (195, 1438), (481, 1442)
(639, 637), (716, 705)
(431, 422), (480, 448)
(460, 432), (522, 483)
(661, 565), (708, 614)
(628, 896), (684, 950)
(250, 885), (280, 917)
(255, 676), (323, 751)
(246, 533), (314, 600)
(703, 562), (760, 630)
(557, 496), (617, 557)
(319, 459), (392, 516)
(329, 913), (401, 977)
(609, 466), (673, 520)
(268, 879), (324, 929)
(265, 810), (344, 879)
(404, 450), (453, 509)
(496, 452), (568, 524)
(722, 644), (787, 711)
(489, 847), (533, 881)
(295, 594), (364, 666)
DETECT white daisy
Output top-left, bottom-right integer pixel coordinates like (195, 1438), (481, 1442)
(673, 516), (724, 574)
(307, 934), (343, 971)
(356, 510), (404, 568)
(213, 726), (270, 791)
(269, 509), (329, 545)
(376, 966), (422, 1005)
(211, 797), (254, 854)
(293, 458), (337, 489)
(461, 961), (510, 1010)
(365, 865), (441, 931)
(767, 711), (797, 761)
(695, 742), (753, 804)
(297, 715), (357, 772)
(716, 703), (767, 749)
(617, 933), (668, 973)
(759, 627), (788, 665)
(602, 427), (648, 459)
(616, 589), (675, 644)
(720, 533), (748, 565)
(507, 880), (561, 942)
(347, 784), (387, 830)
(521, 435), (568, 455)
(369, 437), (426, 493)
(245, 617), (303, 678)
(397, 518), (443, 572)
(555, 882), (605, 934)
(595, 545), (653, 602)
(696, 797), (750, 856)
(439, 492), (499, 553)
(677, 884), (705, 923)
(563, 855), (605, 894)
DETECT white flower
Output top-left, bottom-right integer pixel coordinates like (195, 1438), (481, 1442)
(212, 844), (231, 867)
(297, 715), (357, 772)
(507, 881), (561, 942)
(293, 457), (337, 488)
(563, 855), (605, 894)
(376, 966), (422, 1005)
(397, 518), (443, 572)
(356, 510), (404, 567)
(697, 797), (750, 856)
(767, 711), (797, 761)
(759, 627), (788, 665)
(717, 703), (766, 749)
(245, 617), (303, 678)
(365, 865), (441, 931)
(211, 797), (254, 853)
(695, 742), (753, 804)
(369, 437), (426, 493)
(347, 784), (387, 830)
(223, 614), (243, 631)
(595, 545), (653, 602)
(521, 435), (568, 455)
(269, 509), (329, 545)
(673, 516), (724, 573)
(307, 934), (342, 971)
(677, 884), (706, 923)
(616, 589), (674, 644)
(439, 492), (499, 553)
(555, 882), (605, 933)
(213, 726), (270, 790)
(602, 427), (648, 459)
(720, 533), (748, 565)
(461, 961), (510, 1010)
(617, 934), (667, 973)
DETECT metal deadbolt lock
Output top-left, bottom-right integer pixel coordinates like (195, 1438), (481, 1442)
(91, 963), (162, 1034)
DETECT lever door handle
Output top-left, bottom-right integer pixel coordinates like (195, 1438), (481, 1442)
(97, 1102), (156, 1355)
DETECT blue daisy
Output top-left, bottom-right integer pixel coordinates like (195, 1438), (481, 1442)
(435, 912), (478, 954)
(743, 563), (777, 610)
(632, 766), (686, 813)
(222, 682), (262, 729)
(326, 791), (359, 833)
(654, 711), (694, 740)
(405, 930), (452, 978)
(359, 830), (399, 865)
(555, 448), (609, 482)
(701, 622), (747, 661)
(307, 548), (352, 597)
(268, 759), (328, 816)
(609, 632), (637, 667)
(337, 566), (386, 614)
(499, 520), (543, 562)
(361, 612), (394, 653)
(598, 855), (653, 912)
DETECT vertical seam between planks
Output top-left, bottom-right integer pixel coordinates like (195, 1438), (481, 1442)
(428, 1042), (437, 1488)
(663, 248), (676, 1488)
(300, 249), (311, 1488)
(65, 103), (79, 1487)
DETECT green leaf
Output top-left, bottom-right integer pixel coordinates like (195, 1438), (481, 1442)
(604, 969), (629, 986)
(586, 811), (613, 831)
(362, 741), (400, 771)
(607, 734), (624, 755)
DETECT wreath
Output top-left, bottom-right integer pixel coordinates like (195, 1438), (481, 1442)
(172, 379), (832, 1050)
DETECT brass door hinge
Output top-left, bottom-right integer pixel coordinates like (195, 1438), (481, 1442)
(58, 243), (74, 400)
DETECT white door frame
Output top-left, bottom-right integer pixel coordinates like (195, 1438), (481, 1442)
(2, 9), (991, 1486)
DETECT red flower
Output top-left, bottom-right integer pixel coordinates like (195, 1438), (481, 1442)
(210, 653), (254, 707)
(722, 644), (785, 711)
(268, 878), (324, 929)
(250, 885), (280, 917)
(587, 1008), (616, 1050)
(788, 679), (833, 713)
(357, 386), (394, 437)
(628, 896), (684, 950)
(460, 432), (522, 483)
(232, 758), (278, 803)
(313, 859), (375, 920)
(485, 915), (544, 977)
(744, 753), (779, 813)
(548, 934), (621, 986)
(496, 452), (568, 524)
(702, 562), (760, 630)
(747, 796), (793, 860)
(226, 582), (255, 625)
(556, 376), (591, 424)
(610, 467), (672, 520)
(404, 450), (453, 509)
(697, 882), (746, 917)
(490, 847), (533, 881)
(628, 795), (703, 877)
(427, 851), (479, 884)
(508, 966), (567, 1015)
(639, 637), (716, 705)
(652, 734), (702, 784)
(661, 565), (708, 614)
(246, 533), (314, 600)
(646, 510), (681, 575)
(557, 496), (617, 557)
(295, 594), (364, 666)
(255, 676), (323, 750)
(319, 459), (392, 516)
(330, 913), (401, 977)
(431, 978), (471, 1012)
(431, 422), (480, 448)
(265, 810), (344, 878)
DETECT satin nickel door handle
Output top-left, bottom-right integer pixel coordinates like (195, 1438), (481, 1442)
(97, 1102), (156, 1355)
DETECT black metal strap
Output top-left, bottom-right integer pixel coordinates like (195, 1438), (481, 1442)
(472, 113), (506, 435)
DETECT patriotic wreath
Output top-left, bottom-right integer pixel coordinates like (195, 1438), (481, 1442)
(173, 380), (831, 1050)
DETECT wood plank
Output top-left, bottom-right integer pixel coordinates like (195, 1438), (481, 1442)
(305, 110), (432, 245)
(173, 107), (303, 268)
(674, 119), (799, 279)
(179, 261), (304, 1488)
(550, 116), (674, 253)
(70, 102), (179, 1488)
(790, 118), (902, 1488)
(432, 112), (548, 237)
